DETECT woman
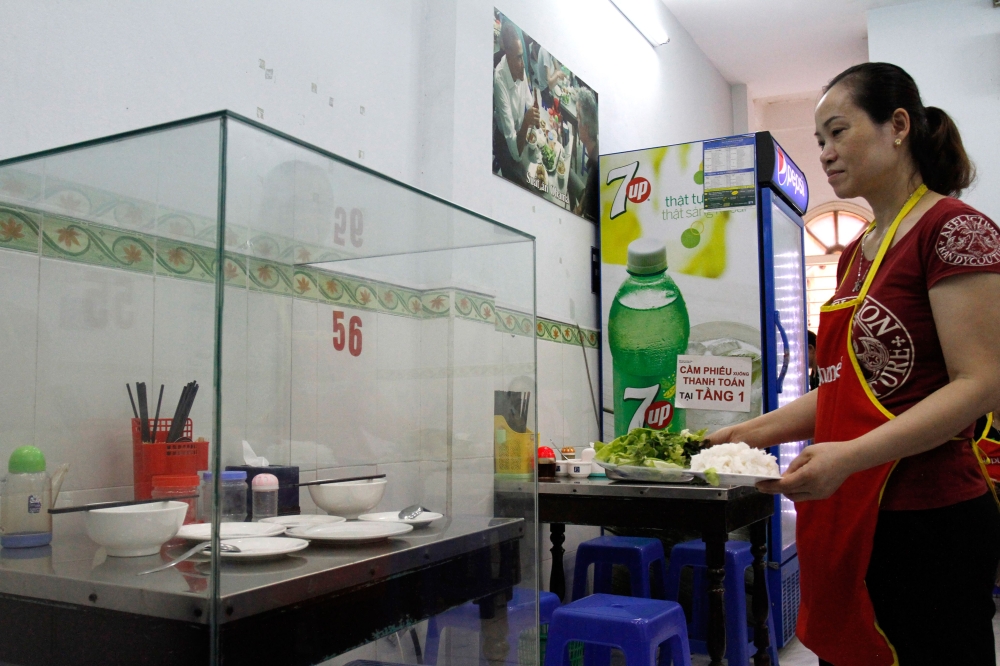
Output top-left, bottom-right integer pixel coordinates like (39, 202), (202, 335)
(708, 62), (1000, 665)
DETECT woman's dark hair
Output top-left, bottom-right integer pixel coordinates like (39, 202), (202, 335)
(824, 62), (975, 197)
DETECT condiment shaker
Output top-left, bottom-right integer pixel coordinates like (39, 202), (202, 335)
(0, 446), (52, 548)
(251, 474), (279, 522)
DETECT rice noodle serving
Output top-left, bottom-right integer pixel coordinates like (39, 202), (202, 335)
(689, 442), (779, 477)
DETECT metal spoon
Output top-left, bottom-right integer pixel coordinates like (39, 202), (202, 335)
(137, 541), (241, 576)
(398, 505), (427, 521)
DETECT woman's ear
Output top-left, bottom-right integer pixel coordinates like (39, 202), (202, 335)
(891, 107), (912, 144)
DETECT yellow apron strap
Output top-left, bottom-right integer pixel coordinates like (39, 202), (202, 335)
(845, 186), (929, 420)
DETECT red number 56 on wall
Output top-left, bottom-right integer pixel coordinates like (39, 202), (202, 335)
(332, 310), (363, 357)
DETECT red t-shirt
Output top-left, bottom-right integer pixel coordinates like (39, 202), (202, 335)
(830, 197), (1000, 510)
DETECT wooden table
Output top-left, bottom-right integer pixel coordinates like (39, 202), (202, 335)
(497, 477), (774, 666)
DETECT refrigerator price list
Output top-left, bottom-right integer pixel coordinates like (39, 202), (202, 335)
(704, 144), (755, 173)
(703, 135), (756, 210)
(704, 171), (755, 190)
(675, 355), (753, 412)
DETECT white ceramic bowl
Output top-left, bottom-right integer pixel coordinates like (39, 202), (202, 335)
(85, 501), (187, 557)
(308, 479), (387, 519)
(555, 461), (569, 476)
(568, 461), (592, 478)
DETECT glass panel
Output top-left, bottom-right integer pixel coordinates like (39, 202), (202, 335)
(0, 114), (537, 666)
(218, 116), (537, 666)
(770, 202), (809, 554)
(0, 118), (223, 661)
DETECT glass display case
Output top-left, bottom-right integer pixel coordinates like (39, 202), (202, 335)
(0, 111), (538, 666)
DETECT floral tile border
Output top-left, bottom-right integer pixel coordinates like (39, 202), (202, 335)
(155, 238), (216, 283)
(0, 207), (40, 254)
(222, 253), (248, 288)
(2, 167), (363, 267)
(422, 292), (451, 318)
(453, 290), (497, 325)
(537, 317), (600, 349)
(41, 212), (157, 275)
(495, 308), (534, 338)
(0, 201), (600, 346)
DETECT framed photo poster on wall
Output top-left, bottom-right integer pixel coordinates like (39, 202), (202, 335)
(492, 9), (599, 222)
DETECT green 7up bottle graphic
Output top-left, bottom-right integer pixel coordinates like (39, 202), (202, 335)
(609, 238), (690, 436)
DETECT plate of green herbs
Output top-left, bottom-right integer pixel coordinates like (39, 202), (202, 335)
(593, 428), (707, 483)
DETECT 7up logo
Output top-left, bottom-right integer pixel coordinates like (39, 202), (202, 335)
(607, 161), (650, 219)
(623, 384), (673, 431)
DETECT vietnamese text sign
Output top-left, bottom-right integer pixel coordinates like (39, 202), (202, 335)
(675, 355), (753, 412)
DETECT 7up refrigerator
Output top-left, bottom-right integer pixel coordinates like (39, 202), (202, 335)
(599, 132), (810, 647)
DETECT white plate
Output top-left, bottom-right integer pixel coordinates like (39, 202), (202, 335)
(176, 522), (286, 541)
(357, 511), (443, 529)
(596, 461), (693, 484)
(286, 521), (414, 544)
(259, 514), (346, 529)
(218, 537), (309, 560)
(689, 471), (781, 487)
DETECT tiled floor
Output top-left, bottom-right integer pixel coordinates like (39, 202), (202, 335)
(691, 605), (1000, 665)
(688, 638), (814, 666)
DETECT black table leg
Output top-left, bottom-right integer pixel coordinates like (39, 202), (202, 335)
(549, 523), (566, 602)
(704, 530), (727, 666)
(750, 520), (772, 666)
(478, 591), (511, 666)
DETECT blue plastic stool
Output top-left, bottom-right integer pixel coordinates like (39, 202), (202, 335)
(664, 539), (779, 666)
(572, 536), (668, 600)
(424, 588), (561, 665)
(544, 593), (691, 666)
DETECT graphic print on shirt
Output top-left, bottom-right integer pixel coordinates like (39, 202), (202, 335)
(936, 214), (1000, 267)
(852, 296), (914, 399)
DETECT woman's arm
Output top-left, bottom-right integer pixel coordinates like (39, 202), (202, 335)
(761, 271), (1000, 501)
(705, 389), (817, 448)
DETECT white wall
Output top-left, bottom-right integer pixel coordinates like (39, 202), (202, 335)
(0, 0), (731, 596)
(868, 0), (1000, 218)
(752, 92), (871, 215)
(0, 0), (732, 328)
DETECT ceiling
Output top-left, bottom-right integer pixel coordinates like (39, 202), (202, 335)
(660, 0), (922, 100)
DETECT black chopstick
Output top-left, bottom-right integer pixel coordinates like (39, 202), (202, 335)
(171, 381), (198, 442)
(48, 495), (199, 514)
(126, 384), (139, 419)
(290, 474), (386, 489)
(166, 384), (188, 443)
(167, 381), (197, 443)
(152, 384), (164, 443)
(137, 383), (149, 443)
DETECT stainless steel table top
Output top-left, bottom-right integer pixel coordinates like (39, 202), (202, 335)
(0, 516), (524, 625)
(497, 476), (762, 500)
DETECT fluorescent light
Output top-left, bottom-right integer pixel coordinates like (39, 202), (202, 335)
(610, 0), (670, 47)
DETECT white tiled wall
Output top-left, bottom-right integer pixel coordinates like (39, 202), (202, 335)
(34, 260), (155, 493)
(0, 254), (601, 572)
(535, 336), (603, 600)
(536, 336), (601, 456)
(0, 250), (39, 449)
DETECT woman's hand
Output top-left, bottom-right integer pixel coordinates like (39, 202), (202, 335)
(756, 441), (858, 501)
(703, 425), (742, 448)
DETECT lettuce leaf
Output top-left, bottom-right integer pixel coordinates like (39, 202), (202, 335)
(594, 427), (707, 468)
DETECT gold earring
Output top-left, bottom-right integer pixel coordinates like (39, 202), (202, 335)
(894, 138), (902, 146)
